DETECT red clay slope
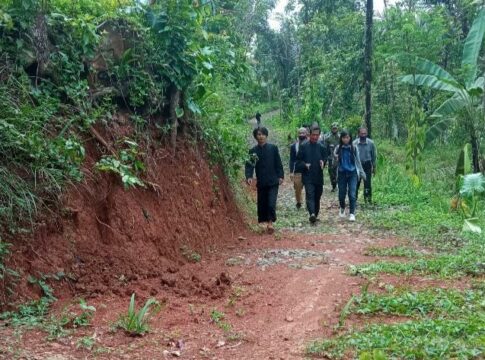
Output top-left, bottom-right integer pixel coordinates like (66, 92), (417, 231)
(4, 123), (245, 305)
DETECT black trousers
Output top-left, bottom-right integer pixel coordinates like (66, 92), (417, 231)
(357, 161), (373, 202)
(257, 185), (279, 223)
(305, 182), (323, 217)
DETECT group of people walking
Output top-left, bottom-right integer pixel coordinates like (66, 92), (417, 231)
(245, 116), (377, 234)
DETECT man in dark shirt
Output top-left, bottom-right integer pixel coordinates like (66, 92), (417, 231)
(297, 125), (329, 224)
(255, 112), (262, 127)
(289, 127), (308, 209)
(245, 127), (284, 234)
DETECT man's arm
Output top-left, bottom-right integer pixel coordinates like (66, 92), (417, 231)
(371, 141), (377, 173)
(275, 146), (284, 182)
(296, 142), (308, 170)
(245, 149), (255, 184)
(289, 144), (296, 173)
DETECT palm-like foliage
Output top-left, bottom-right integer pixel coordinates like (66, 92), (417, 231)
(400, 9), (485, 172)
(459, 173), (485, 233)
(117, 294), (161, 336)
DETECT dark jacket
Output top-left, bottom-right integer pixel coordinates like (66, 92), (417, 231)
(245, 143), (284, 188)
(296, 141), (329, 185)
(289, 140), (306, 174)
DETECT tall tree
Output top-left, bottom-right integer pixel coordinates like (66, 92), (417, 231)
(364, 0), (373, 136)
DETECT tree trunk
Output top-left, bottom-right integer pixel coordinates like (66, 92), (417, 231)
(169, 86), (181, 155)
(470, 131), (480, 173)
(364, 0), (373, 137)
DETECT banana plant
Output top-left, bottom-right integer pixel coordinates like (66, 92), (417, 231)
(460, 173), (485, 233)
(400, 8), (485, 172)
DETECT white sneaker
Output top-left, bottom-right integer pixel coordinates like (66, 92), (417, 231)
(349, 214), (356, 222)
(339, 208), (346, 218)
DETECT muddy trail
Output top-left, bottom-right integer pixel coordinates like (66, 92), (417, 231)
(0, 111), (404, 359)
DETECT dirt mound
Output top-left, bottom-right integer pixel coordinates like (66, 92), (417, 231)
(4, 123), (245, 306)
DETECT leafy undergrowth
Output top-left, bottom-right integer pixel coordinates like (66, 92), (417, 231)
(305, 143), (485, 359)
(308, 316), (484, 359)
(348, 286), (484, 318)
(350, 239), (484, 278)
(363, 245), (423, 258)
(308, 285), (485, 359)
(361, 142), (477, 247)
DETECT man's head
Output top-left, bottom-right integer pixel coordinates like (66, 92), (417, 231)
(358, 127), (368, 140)
(298, 127), (308, 141)
(331, 122), (339, 134)
(253, 126), (269, 145)
(309, 125), (321, 144)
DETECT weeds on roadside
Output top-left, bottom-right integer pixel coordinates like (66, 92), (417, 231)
(350, 240), (484, 278)
(363, 246), (422, 258)
(77, 334), (97, 350)
(180, 245), (202, 263)
(210, 309), (232, 332)
(307, 315), (484, 359)
(349, 287), (484, 318)
(116, 294), (161, 336)
(1, 294), (96, 341)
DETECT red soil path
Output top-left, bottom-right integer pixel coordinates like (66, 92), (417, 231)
(0, 115), (407, 359)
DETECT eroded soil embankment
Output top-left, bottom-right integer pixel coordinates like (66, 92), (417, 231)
(3, 122), (245, 305)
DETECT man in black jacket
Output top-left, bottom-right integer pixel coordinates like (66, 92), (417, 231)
(297, 125), (329, 224)
(289, 127), (308, 209)
(245, 127), (284, 234)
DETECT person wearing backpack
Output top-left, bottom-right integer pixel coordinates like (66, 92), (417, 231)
(334, 130), (366, 222)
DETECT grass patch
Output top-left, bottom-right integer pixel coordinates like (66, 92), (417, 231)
(1, 297), (96, 340)
(350, 240), (484, 278)
(363, 246), (422, 258)
(361, 142), (476, 247)
(307, 316), (484, 359)
(349, 287), (484, 318)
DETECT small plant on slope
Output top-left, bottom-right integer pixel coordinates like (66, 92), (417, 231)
(116, 293), (161, 336)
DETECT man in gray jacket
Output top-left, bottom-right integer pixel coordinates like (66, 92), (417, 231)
(353, 127), (377, 204)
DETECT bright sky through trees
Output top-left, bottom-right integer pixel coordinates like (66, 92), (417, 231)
(268, 0), (397, 30)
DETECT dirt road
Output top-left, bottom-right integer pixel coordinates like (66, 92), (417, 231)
(0, 111), (399, 359)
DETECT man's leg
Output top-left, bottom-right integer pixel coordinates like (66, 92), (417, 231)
(328, 160), (337, 191)
(315, 183), (323, 217)
(294, 173), (303, 208)
(363, 161), (373, 203)
(267, 185), (279, 222)
(338, 172), (347, 210)
(257, 186), (269, 223)
(305, 182), (316, 216)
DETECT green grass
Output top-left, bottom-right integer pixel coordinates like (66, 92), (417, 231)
(363, 246), (422, 258)
(307, 316), (484, 359)
(350, 240), (484, 278)
(348, 287), (484, 318)
(361, 142), (476, 246)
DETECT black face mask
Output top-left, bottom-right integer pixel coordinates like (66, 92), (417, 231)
(298, 136), (306, 141)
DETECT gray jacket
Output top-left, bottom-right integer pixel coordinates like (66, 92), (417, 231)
(353, 138), (377, 166)
(334, 145), (366, 181)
